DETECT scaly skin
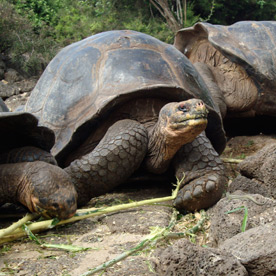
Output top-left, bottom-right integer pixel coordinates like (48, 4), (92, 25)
(146, 99), (208, 174)
(173, 132), (227, 211)
(0, 146), (57, 165)
(0, 161), (77, 219)
(2, 98), (221, 214)
(65, 99), (211, 209)
(65, 119), (149, 206)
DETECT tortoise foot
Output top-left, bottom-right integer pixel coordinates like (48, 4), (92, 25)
(174, 172), (227, 212)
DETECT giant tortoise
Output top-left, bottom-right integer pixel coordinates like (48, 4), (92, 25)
(174, 21), (276, 119)
(24, 30), (227, 212)
(0, 99), (77, 219)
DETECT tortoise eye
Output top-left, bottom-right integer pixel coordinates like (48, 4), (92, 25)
(178, 105), (188, 112)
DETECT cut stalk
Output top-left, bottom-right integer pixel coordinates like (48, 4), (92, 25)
(0, 213), (39, 239)
(221, 157), (243, 164)
(0, 177), (184, 244)
(80, 209), (179, 276)
(80, 209), (207, 275)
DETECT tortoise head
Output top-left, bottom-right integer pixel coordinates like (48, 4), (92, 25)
(21, 161), (78, 220)
(160, 98), (208, 145)
(146, 98), (208, 174)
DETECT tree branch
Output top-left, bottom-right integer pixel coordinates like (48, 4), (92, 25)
(149, 0), (182, 32)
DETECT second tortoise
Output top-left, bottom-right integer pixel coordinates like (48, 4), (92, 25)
(174, 20), (276, 119)
(0, 100), (77, 219)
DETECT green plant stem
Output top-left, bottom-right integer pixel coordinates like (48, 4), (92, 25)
(81, 209), (207, 276)
(225, 206), (248, 232)
(226, 192), (266, 205)
(221, 157), (243, 164)
(187, 209), (207, 234)
(165, 210), (207, 239)
(80, 209), (179, 276)
(0, 177), (183, 244)
(0, 213), (39, 239)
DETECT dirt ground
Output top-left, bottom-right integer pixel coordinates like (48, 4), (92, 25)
(0, 134), (275, 276)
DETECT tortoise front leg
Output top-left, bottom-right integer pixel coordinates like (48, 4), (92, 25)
(173, 132), (227, 211)
(65, 119), (148, 206)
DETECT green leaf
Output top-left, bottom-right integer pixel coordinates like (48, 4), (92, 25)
(225, 206), (248, 232)
(225, 206), (245, 214)
(241, 206), (248, 232)
(50, 218), (60, 228)
(22, 224), (42, 245)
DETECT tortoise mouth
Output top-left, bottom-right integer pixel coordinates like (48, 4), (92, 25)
(170, 114), (208, 130)
(29, 196), (40, 213)
(180, 113), (208, 122)
(29, 195), (76, 220)
(29, 196), (50, 217)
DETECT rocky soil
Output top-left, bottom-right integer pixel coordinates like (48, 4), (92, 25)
(0, 64), (276, 275)
(0, 57), (37, 111)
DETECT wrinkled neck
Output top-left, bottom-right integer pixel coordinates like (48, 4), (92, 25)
(0, 163), (26, 205)
(145, 121), (186, 174)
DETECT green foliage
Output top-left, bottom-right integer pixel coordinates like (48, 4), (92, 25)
(23, 223), (91, 252)
(226, 206), (248, 232)
(13, 0), (62, 30)
(54, 0), (175, 45)
(193, 0), (276, 25)
(0, 245), (11, 255)
(3, 0), (276, 75)
(0, 1), (58, 75)
(183, 2), (201, 27)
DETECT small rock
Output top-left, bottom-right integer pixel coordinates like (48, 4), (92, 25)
(4, 68), (23, 83)
(0, 81), (21, 98)
(229, 175), (270, 197)
(19, 77), (38, 93)
(239, 142), (276, 198)
(0, 58), (6, 80)
(153, 238), (248, 275)
(219, 222), (276, 276)
(207, 191), (276, 246)
(4, 92), (30, 111)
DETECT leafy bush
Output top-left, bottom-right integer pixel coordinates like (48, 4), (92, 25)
(12, 0), (62, 30)
(0, 1), (58, 76)
(53, 0), (175, 45)
(4, 0), (274, 76)
(193, 0), (276, 25)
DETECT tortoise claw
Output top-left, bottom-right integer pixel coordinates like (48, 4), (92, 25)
(174, 172), (227, 212)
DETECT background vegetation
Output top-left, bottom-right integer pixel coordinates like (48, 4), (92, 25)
(1, 0), (275, 76)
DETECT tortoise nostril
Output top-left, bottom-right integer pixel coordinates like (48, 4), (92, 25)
(196, 101), (205, 108)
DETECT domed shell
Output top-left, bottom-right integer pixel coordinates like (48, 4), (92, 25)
(174, 21), (276, 110)
(0, 111), (55, 153)
(25, 30), (225, 160)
